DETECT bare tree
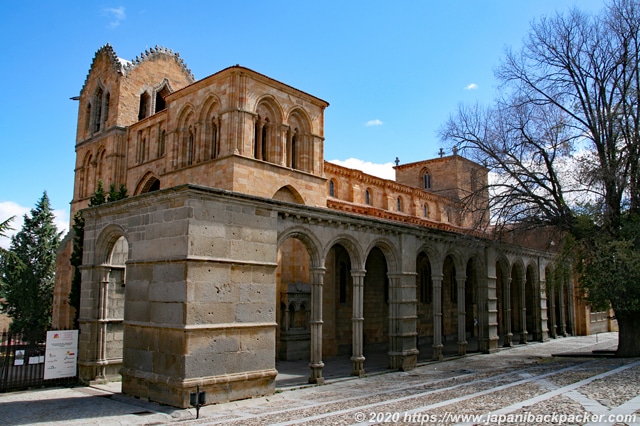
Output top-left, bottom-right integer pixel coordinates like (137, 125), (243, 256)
(441, 0), (640, 356)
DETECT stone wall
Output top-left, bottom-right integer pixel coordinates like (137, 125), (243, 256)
(79, 185), (279, 407)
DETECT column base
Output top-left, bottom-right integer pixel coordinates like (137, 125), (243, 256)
(389, 350), (418, 371)
(121, 367), (277, 408)
(504, 333), (513, 347)
(432, 344), (443, 361)
(309, 362), (324, 385)
(458, 341), (467, 356)
(351, 355), (365, 377)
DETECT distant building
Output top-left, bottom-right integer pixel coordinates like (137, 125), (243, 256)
(53, 44), (596, 408)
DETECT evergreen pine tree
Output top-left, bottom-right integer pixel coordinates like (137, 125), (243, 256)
(68, 211), (84, 329)
(69, 183), (128, 329)
(0, 193), (61, 341)
(89, 180), (106, 206)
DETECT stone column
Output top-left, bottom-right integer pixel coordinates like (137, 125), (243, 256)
(351, 270), (366, 376)
(256, 118), (264, 160)
(566, 270), (576, 336)
(279, 124), (289, 166)
(558, 282), (567, 337)
(548, 284), (557, 338)
(90, 265), (110, 382)
(504, 277), (512, 347)
(480, 255), (495, 352)
(77, 264), (97, 382)
(309, 267), (325, 384)
(456, 276), (467, 356)
(539, 276), (549, 341)
(387, 272), (418, 371)
(286, 129), (293, 168)
(432, 272), (444, 361)
(520, 277), (528, 344)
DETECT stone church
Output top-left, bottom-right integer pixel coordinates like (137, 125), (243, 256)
(52, 44), (585, 408)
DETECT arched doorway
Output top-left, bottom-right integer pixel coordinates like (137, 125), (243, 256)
(510, 262), (527, 344)
(324, 243), (353, 359)
(276, 236), (311, 362)
(416, 251), (433, 360)
(363, 247), (390, 366)
(525, 264), (538, 341)
(496, 258), (512, 346)
(78, 232), (129, 383)
(465, 258), (480, 352)
(442, 255), (457, 354)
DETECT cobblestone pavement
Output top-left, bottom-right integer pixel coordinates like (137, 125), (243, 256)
(1, 332), (638, 425)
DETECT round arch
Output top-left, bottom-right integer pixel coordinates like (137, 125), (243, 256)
(362, 237), (400, 273)
(276, 226), (323, 268)
(254, 95), (284, 122)
(198, 94), (222, 122)
(287, 107), (312, 134)
(323, 234), (364, 269)
(272, 185), (305, 205)
(134, 172), (161, 195)
(94, 223), (128, 265)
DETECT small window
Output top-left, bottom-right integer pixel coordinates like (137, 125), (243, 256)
(157, 128), (166, 158)
(85, 103), (92, 133)
(187, 130), (195, 166)
(155, 86), (170, 113)
(138, 92), (150, 121)
(94, 87), (103, 133)
(423, 173), (431, 189)
(397, 197), (402, 212)
(210, 121), (218, 160)
(423, 204), (429, 217)
(103, 92), (110, 130)
(365, 189), (371, 205)
(329, 180), (335, 197)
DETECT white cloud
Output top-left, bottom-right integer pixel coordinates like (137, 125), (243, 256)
(465, 83), (479, 90)
(0, 201), (69, 250)
(328, 158), (395, 180)
(365, 119), (383, 127)
(103, 6), (126, 28)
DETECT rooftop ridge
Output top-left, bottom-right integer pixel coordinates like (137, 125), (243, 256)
(80, 43), (123, 93)
(123, 45), (195, 82)
(80, 43), (195, 95)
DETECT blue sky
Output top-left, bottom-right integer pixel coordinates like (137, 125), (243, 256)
(0, 0), (607, 247)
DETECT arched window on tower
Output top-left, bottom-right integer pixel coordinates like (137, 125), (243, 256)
(157, 128), (166, 158)
(210, 120), (218, 160)
(365, 189), (371, 205)
(329, 180), (335, 197)
(102, 92), (110, 130)
(93, 87), (103, 133)
(254, 116), (269, 161)
(138, 92), (150, 121)
(291, 129), (298, 169)
(397, 196), (403, 212)
(261, 119), (269, 161)
(186, 129), (195, 166)
(423, 204), (429, 218)
(85, 103), (92, 134)
(423, 171), (432, 189)
(155, 86), (170, 113)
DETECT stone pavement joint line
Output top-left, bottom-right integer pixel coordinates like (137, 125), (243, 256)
(481, 360), (640, 421)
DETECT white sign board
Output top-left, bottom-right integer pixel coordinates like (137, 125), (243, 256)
(44, 330), (78, 380)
